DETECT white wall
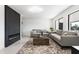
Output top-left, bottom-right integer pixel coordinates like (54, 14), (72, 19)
(0, 5), (4, 49)
(22, 17), (50, 36)
(51, 6), (79, 31)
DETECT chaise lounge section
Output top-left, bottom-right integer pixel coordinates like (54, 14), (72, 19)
(49, 31), (79, 46)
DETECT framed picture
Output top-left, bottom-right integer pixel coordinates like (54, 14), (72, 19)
(59, 17), (64, 30)
(55, 17), (64, 30)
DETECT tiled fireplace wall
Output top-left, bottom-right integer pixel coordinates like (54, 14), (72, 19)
(0, 5), (20, 49)
(5, 5), (20, 47)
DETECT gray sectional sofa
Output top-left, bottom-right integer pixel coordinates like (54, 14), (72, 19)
(30, 29), (49, 38)
(49, 31), (79, 46)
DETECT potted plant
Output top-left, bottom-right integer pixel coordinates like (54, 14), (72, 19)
(50, 27), (53, 32)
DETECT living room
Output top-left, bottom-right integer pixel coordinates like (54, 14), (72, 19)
(0, 5), (79, 54)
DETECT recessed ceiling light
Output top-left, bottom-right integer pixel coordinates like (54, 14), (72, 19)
(28, 6), (43, 13)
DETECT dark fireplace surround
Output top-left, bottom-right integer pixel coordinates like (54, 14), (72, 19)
(5, 5), (20, 47)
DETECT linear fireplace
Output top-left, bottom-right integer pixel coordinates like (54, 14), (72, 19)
(5, 5), (20, 47)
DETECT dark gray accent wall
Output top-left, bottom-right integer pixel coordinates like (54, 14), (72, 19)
(5, 5), (20, 47)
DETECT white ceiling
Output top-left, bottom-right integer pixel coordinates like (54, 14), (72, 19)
(9, 5), (70, 19)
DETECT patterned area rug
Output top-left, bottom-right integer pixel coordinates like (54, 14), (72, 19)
(17, 38), (71, 54)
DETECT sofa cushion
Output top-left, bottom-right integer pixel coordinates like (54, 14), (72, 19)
(56, 30), (63, 35)
(63, 32), (77, 36)
(51, 34), (61, 40)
